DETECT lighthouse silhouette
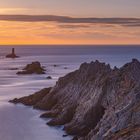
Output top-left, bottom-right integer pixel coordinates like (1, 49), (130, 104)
(12, 48), (15, 55)
(6, 48), (19, 58)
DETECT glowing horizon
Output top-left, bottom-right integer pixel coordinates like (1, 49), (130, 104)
(0, 0), (139, 45)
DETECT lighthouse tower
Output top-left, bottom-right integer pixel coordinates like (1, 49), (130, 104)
(12, 48), (15, 55)
(6, 48), (19, 58)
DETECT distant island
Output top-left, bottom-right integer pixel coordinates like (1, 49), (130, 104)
(6, 48), (19, 58)
(10, 59), (140, 140)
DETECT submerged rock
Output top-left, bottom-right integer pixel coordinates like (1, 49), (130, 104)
(46, 76), (52, 80)
(6, 48), (19, 58)
(10, 59), (140, 140)
(9, 68), (19, 70)
(17, 61), (46, 75)
(53, 64), (59, 67)
(64, 67), (68, 69)
(5, 68), (19, 70)
(62, 134), (68, 137)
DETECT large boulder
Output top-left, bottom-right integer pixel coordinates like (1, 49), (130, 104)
(17, 61), (46, 75)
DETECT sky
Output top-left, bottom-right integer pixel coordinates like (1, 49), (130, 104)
(0, 0), (140, 45)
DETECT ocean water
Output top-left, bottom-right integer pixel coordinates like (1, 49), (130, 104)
(0, 45), (140, 140)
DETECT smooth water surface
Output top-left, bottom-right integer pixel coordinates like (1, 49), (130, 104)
(0, 45), (140, 140)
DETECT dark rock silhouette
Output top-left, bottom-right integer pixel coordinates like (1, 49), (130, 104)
(5, 68), (19, 70)
(6, 48), (19, 58)
(10, 88), (51, 106)
(10, 59), (140, 140)
(63, 134), (68, 137)
(17, 61), (46, 75)
(64, 67), (68, 69)
(9, 68), (19, 70)
(46, 76), (52, 80)
(53, 64), (58, 67)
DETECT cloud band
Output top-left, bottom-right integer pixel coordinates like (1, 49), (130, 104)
(0, 15), (140, 27)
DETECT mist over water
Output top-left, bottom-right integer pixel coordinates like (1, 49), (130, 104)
(0, 45), (140, 140)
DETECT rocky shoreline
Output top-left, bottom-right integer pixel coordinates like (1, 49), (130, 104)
(10, 59), (140, 140)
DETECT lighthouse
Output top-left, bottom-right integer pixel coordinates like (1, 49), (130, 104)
(12, 48), (15, 55)
(6, 48), (19, 58)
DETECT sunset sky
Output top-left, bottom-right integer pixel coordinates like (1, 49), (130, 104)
(0, 0), (140, 45)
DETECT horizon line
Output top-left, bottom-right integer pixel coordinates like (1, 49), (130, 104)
(0, 44), (140, 46)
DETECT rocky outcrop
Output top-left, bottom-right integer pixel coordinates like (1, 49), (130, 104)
(9, 87), (51, 106)
(6, 48), (19, 58)
(46, 76), (52, 80)
(17, 61), (46, 75)
(10, 59), (140, 140)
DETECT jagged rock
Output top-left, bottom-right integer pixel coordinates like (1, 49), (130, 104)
(17, 61), (46, 75)
(6, 48), (19, 58)
(9, 88), (51, 106)
(10, 59), (140, 140)
(40, 109), (59, 118)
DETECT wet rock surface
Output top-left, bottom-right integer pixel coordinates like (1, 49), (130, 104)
(10, 59), (140, 140)
(17, 61), (46, 75)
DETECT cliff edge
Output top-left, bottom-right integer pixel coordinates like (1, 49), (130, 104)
(10, 59), (140, 140)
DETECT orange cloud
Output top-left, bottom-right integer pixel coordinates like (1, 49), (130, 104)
(0, 19), (140, 45)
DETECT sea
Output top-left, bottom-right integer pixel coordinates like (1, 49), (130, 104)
(0, 45), (140, 140)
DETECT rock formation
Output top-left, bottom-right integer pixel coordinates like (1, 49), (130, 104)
(17, 61), (46, 75)
(9, 88), (51, 106)
(46, 76), (52, 80)
(10, 59), (140, 140)
(6, 48), (19, 58)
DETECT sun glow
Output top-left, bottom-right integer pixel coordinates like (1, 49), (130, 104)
(0, 20), (139, 45)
